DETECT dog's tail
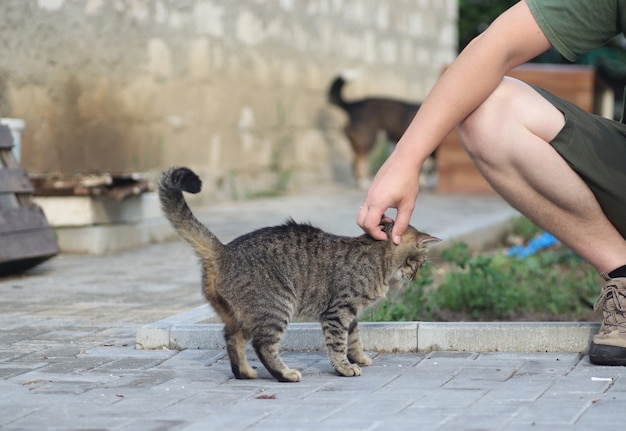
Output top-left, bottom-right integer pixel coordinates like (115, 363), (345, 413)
(328, 70), (360, 108)
(158, 167), (224, 261)
(328, 75), (348, 108)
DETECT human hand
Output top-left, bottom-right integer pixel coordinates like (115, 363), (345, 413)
(357, 152), (420, 244)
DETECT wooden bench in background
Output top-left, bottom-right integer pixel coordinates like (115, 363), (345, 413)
(0, 125), (58, 275)
(435, 64), (607, 194)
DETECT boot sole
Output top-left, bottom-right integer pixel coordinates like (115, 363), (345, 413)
(589, 342), (626, 366)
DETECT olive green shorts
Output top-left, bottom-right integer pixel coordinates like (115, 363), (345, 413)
(532, 85), (626, 239)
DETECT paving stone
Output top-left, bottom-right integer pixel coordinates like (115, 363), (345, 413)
(154, 349), (226, 369)
(437, 413), (514, 431)
(505, 424), (581, 431)
(97, 370), (178, 389)
(402, 387), (490, 408)
(0, 328), (49, 344)
(178, 405), (280, 431)
(575, 397), (626, 427)
(509, 398), (594, 425)
(35, 357), (115, 374)
(474, 380), (554, 404)
(389, 411), (451, 429)
(4, 407), (130, 431)
(0, 361), (48, 379)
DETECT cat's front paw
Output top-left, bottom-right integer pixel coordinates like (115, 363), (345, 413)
(232, 365), (258, 379)
(348, 354), (372, 366)
(239, 368), (258, 379)
(335, 363), (362, 377)
(278, 368), (302, 383)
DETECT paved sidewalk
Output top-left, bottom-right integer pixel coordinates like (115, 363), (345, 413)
(1, 185), (625, 430)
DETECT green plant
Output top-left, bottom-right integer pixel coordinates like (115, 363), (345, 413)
(366, 218), (600, 322)
(434, 242), (597, 320)
(509, 216), (543, 242)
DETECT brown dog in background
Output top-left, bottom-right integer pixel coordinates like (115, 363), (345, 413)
(328, 72), (427, 188)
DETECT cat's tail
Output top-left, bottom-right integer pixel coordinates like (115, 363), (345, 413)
(158, 167), (224, 259)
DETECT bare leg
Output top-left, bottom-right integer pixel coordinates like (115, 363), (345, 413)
(458, 77), (626, 273)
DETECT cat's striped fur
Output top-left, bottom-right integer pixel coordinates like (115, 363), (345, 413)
(158, 167), (439, 382)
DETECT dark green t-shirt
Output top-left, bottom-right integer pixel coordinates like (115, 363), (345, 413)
(526, 0), (626, 61)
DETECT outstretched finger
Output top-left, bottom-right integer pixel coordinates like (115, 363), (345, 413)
(390, 204), (414, 245)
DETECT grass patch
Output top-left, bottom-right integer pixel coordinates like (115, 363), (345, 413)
(364, 217), (601, 322)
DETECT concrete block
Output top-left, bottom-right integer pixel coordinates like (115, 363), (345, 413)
(52, 217), (176, 254)
(359, 322), (418, 353)
(138, 309), (601, 354)
(137, 305), (419, 352)
(418, 322), (601, 353)
(136, 305), (218, 350)
(33, 192), (177, 254)
(170, 324), (225, 350)
(35, 193), (161, 227)
(167, 323), (330, 352)
(135, 321), (172, 350)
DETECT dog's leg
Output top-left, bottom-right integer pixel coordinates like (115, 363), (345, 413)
(353, 153), (370, 190)
(346, 126), (376, 189)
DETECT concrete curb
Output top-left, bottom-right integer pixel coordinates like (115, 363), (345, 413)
(136, 305), (600, 354)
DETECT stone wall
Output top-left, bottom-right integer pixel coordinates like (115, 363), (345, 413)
(0, 0), (457, 201)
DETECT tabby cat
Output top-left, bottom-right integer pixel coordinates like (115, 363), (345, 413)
(158, 167), (439, 382)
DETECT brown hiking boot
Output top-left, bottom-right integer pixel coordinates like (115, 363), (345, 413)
(588, 273), (626, 366)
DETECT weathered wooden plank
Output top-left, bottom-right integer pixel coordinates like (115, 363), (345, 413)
(0, 206), (44, 233)
(0, 226), (58, 274)
(0, 204), (59, 273)
(0, 147), (19, 169)
(0, 131), (59, 274)
(0, 206), (51, 234)
(0, 168), (35, 193)
(0, 125), (13, 150)
(0, 228), (59, 262)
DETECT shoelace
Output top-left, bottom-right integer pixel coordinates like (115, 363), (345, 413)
(594, 283), (626, 315)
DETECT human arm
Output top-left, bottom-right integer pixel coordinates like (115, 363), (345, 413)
(357, 0), (553, 243)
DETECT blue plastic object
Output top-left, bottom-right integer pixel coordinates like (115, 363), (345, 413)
(506, 231), (559, 258)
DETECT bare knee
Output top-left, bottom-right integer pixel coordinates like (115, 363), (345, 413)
(458, 77), (565, 164)
(458, 78), (518, 161)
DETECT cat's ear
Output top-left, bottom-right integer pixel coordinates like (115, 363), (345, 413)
(417, 232), (441, 247)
